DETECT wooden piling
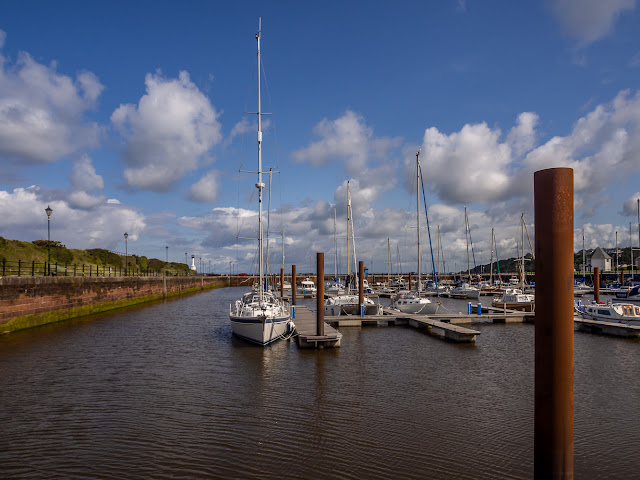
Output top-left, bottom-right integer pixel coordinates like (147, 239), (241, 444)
(534, 167), (574, 479)
(594, 267), (600, 303)
(292, 264), (297, 305)
(316, 253), (325, 336)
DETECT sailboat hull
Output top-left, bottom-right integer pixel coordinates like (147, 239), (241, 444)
(230, 315), (293, 346)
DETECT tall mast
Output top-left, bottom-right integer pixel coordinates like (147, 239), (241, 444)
(615, 230), (618, 275)
(583, 228), (586, 281)
(521, 213), (525, 289)
(416, 151), (421, 292)
(334, 208), (338, 282)
(490, 227), (494, 285)
(256, 18), (265, 301)
(387, 238), (391, 284)
(465, 207), (470, 281)
(436, 225), (441, 278)
(346, 181), (351, 292)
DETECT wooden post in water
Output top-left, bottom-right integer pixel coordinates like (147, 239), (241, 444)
(594, 267), (600, 303)
(280, 268), (284, 299)
(292, 265), (297, 305)
(316, 253), (325, 336)
(359, 260), (364, 315)
(534, 167), (574, 480)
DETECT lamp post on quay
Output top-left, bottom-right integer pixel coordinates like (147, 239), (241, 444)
(45, 205), (53, 276)
(124, 232), (128, 276)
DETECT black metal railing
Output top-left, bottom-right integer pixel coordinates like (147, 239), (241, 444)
(0, 259), (189, 277)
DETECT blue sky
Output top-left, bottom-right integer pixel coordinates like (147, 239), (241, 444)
(1, 0), (640, 274)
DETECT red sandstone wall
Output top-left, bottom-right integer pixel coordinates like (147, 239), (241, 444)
(0, 276), (227, 327)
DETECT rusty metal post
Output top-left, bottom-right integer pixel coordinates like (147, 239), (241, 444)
(408, 272), (412, 291)
(358, 261), (364, 316)
(292, 264), (297, 305)
(280, 268), (284, 299)
(534, 167), (574, 480)
(316, 253), (325, 336)
(594, 267), (600, 303)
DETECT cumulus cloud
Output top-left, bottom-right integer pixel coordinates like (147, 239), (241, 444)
(292, 110), (373, 174)
(0, 32), (103, 163)
(420, 122), (513, 204)
(547, 0), (636, 47)
(69, 154), (104, 191)
(111, 71), (222, 191)
(189, 170), (220, 203)
(622, 192), (640, 216)
(0, 185), (145, 248)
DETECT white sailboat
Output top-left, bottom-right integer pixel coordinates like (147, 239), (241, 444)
(229, 19), (294, 345)
(393, 151), (438, 314)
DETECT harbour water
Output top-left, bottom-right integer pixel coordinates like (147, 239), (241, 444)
(1, 287), (639, 479)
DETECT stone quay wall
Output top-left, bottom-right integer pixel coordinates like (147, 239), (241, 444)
(0, 275), (231, 333)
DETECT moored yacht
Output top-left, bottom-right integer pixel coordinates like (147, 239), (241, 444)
(324, 295), (383, 316)
(576, 301), (640, 325)
(393, 290), (439, 314)
(491, 288), (535, 312)
(229, 19), (294, 346)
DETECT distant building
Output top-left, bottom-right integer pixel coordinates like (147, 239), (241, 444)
(590, 246), (611, 271)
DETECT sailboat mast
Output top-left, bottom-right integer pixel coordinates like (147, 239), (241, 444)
(416, 151), (421, 292)
(334, 208), (338, 282)
(256, 18), (265, 301)
(465, 207), (470, 280)
(436, 225), (441, 278)
(347, 181), (351, 292)
(521, 213), (525, 288)
(387, 238), (390, 284)
(490, 227), (494, 285)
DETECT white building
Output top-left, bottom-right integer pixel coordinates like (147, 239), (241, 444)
(590, 246), (611, 271)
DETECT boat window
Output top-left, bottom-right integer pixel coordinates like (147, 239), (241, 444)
(597, 310), (611, 315)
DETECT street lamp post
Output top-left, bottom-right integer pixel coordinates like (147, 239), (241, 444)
(124, 232), (128, 276)
(45, 205), (53, 276)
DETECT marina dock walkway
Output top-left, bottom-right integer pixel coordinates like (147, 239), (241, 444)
(292, 305), (342, 348)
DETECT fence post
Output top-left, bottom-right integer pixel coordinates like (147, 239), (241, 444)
(55, 263), (58, 276)
(18, 259), (21, 276)
(32, 261), (35, 276)
(74, 264), (77, 276)
(83, 264), (85, 276)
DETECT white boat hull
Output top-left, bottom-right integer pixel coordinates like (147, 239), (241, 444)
(230, 315), (294, 345)
(395, 301), (439, 315)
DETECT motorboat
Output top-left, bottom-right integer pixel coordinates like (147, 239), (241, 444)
(450, 282), (480, 299)
(615, 285), (640, 301)
(324, 295), (383, 316)
(392, 290), (439, 314)
(576, 301), (640, 325)
(298, 278), (317, 295)
(276, 281), (291, 291)
(491, 288), (535, 312)
(229, 19), (294, 345)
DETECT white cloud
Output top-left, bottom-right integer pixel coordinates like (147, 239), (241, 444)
(420, 122), (513, 204)
(67, 190), (105, 209)
(507, 112), (538, 157)
(0, 35), (103, 164)
(189, 170), (220, 203)
(69, 154), (104, 191)
(622, 192), (640, 216)
(292, 110), (373, 174)
(111, 71), (222, 191)
(548, 0), (636, 46)
(0, 185), (145, 249)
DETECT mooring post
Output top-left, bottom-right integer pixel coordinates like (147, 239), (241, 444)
(317, 253), (325, 336)
(534, 167), (574, 480)
(359, 260), (364, 317)
(292, 264), (297, 306)
(594, 267), (600, 303)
